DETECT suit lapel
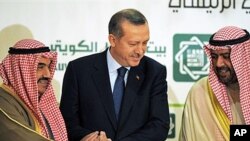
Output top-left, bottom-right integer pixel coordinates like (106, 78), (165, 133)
(92, 50), (117, 130)
(118, 66), (144, 127)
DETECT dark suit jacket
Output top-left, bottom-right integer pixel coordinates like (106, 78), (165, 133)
(60, 49), (170, 141)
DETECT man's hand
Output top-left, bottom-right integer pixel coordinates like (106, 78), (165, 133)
(80, 131), (112, 141)
(98, 131), (112, 141)
(80, 131), (99, 141)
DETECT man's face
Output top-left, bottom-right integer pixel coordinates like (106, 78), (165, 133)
(109, 20), (150, 67)
(36, 57), (52, 95)
(211, 48), (238, 85)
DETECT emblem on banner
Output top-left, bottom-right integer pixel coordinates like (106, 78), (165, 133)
(173, 34), (210, 82)
(168, 113), (176, 138)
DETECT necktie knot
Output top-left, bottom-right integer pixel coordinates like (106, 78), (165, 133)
(117, 67), (127, 78)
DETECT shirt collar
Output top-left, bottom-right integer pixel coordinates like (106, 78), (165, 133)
(106, 48), (130, 73)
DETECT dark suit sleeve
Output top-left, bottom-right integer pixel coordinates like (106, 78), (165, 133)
(121, 66), (170, 141)
(60, 62), (91, 141)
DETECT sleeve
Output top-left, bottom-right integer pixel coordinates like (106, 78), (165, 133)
(179, 82), (200, 141)
(59, 62), (92, 141)
(0, 94), (50, 141)
(178, 78), (213, 141)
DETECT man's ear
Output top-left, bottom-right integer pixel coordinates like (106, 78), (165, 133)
(108, 34), (116, 48)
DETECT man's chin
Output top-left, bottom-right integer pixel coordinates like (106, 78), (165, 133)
(129, 62), (140, 67)
(129, 59), (141, 66)
(38, 90), (46, 96)
(219, 77), (236, 85)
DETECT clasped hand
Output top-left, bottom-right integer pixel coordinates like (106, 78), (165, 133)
(80, 131), (112, 141)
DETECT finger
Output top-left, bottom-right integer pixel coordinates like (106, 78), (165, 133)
(81, 131), (99, 141)
(99, 131), (107, 140)
(88, 131), (99, 141)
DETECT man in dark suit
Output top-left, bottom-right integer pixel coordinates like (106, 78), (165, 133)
(60, 8), (170, 141)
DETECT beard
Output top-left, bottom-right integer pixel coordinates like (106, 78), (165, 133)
(215, 66), (238, 86)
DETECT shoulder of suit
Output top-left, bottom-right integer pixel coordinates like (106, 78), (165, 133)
(141, 56), (165, 68)
(69, 51), (104, 64)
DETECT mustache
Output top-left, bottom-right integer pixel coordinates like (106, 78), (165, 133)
(216, 66), (230, 72)
(37, 77), (49, 83)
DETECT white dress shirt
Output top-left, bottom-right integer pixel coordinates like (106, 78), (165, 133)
(106, 49), (130, 92)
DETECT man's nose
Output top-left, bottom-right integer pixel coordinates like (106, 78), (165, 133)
(43, 68), (51, 78)
(135, 44), (146, 55)
(216, 56), (225, 67)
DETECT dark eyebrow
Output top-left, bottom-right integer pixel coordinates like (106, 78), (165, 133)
(38, 63), (46, 66)
(211, 52), (230, 55)
(219, 53), (230, 56)
(211, 53), (230, 58)
(38, 60), (52, 66)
